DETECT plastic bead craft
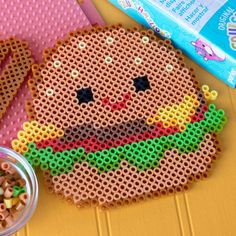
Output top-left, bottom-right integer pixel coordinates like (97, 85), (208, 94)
(0, 38), (33, 120)
(202, 85), (218, 101)
(12, 25), (227, 208)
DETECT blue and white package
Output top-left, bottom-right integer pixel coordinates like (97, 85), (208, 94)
(109, 0), (236, 88)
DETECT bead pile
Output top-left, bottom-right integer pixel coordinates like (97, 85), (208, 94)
(12, 25), (227, 208)
(0, 161), (28, 228)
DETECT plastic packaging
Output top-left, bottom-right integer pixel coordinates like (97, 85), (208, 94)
(109, 0), (236, 88)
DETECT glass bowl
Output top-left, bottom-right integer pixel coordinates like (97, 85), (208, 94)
(0, 147), (38, 236)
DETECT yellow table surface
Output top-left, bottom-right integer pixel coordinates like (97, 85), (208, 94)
(15, 1), (236, 235)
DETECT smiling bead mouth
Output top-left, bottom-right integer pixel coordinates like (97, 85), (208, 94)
(101, 93), (131, 111)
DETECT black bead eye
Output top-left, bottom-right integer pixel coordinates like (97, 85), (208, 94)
(133, 75), (151, 92)
(76, 87), (94, 104)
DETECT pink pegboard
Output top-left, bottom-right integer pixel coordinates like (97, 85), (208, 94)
(79, 0), (105, 26)
(0, 0), (92, 147)
(0, 0), (90, 62)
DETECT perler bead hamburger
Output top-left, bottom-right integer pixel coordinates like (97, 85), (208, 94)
(12, 25), (227, 208)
